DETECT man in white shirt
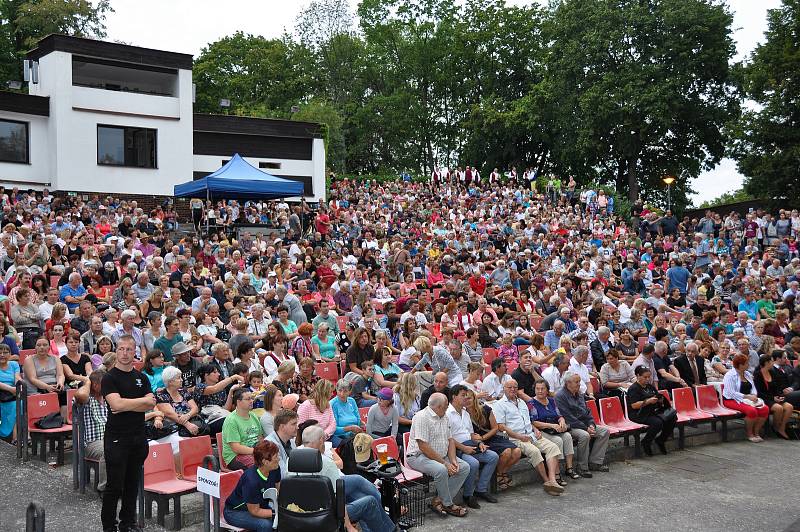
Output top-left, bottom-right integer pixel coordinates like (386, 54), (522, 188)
(541, 353), (570, 395)
(447, 385), (499, 508)
(567, 346), (593, 398)
(491, 379), (564, 496)
(617, 293), (634, 325)
(480, 358), (511, 400)
(400, 300), (429, 326)
(39, 287), (69, 321)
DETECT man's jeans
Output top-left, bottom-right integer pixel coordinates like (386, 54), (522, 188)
(457, 442), (499, 496)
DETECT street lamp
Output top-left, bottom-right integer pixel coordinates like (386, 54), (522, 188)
(662, 175), (675, 211)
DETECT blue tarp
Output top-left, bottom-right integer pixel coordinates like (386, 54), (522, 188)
(174, 153), (304, 200)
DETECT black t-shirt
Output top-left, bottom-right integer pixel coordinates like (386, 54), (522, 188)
(511, 367), (539, 398)
(101, 367), (150, 437)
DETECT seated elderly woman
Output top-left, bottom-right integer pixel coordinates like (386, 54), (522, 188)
(195, 363), (245, 435)
(155, 366), (203, 436)
(529, 379), (578, 482)
(722, 354), (769, 443)
(331, 379), (365, 446)
(297, 379), (338, 444)
(599, 349), (635, 398)
(626, 365), (677, 456)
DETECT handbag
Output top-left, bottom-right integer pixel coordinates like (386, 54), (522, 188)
(0, 389), (15, 403)
(35, 412), (64, 429)
(201, 404), (230, 424)
(178, 416), (209, 437)
(145, 419), (179, 440)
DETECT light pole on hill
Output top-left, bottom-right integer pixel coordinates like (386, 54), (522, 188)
(662, 175), (675, 211)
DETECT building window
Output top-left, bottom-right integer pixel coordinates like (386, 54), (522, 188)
(97, 125), (157, 168)
(259, 162), (281, 170)
(0, 119), (29, 164)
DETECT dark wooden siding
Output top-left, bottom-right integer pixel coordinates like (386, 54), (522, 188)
(193, 132), (313, 160)
(0, 91), (49, 116)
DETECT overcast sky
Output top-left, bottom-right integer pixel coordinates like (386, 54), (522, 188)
(103, 0), (782, 204)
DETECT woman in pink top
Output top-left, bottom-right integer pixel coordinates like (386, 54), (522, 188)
(296, 378), (337, 441)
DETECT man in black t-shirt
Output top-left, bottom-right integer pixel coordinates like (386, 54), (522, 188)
(100, 335), (155, 532)
(511, 352), (542, 401)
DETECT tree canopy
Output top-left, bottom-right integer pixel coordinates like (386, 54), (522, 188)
(733, 0), (800, 207)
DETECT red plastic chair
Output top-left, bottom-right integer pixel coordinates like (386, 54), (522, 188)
(26, 392), (72, 464)
(359, 407), (370, 426)
(530, 317), (543, 331)
(672, 387), (714, 422)
(178, 435), (213, 482)
(637, 336), (648, 351)
(143, 442), (196, 529)
(589, 377), (600, 396)
(696, 385), (742, 441)
(599, 397), (646, 433)
(50, 275), (60, 289)
(482, 348), (498, 365)
(66, 388), (77, 425)
(398, 433), (424, 482)
(659, 390), (689, 423)
(216, 470), (246, 531)
(336, 315), (350, 331)
(586, 400), (619, 435)
(17, 348), (35, 368)
(315, 361), (339, 383)
(215, 432), (231, 472)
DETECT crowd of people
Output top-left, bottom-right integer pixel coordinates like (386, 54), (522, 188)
(0, 178), (799, 531)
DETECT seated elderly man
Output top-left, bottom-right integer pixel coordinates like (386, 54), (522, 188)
(491, 379), (564, 496)
(554, 372), (610, 477)
(567, 346), (594, 399)
(297, 424), (400, 532)
(406, 392), (470, 517)
(541, 353), (570, 395)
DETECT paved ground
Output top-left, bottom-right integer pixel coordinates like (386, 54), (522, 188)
(1, 437), (799, 531)
(422, 438), (800, 532)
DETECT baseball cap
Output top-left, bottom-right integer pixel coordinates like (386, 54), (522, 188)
(353, 433), (374, 463)
(377, 387), (393, 401)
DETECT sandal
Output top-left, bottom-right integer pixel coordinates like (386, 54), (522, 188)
(497, 474), (513, 490)
(428, 497), (447, 518)
(565, 468), (581, 480)
(444, 504), (468, 517)
(556, 476), (568, 487)
(747, 436), (761, 443)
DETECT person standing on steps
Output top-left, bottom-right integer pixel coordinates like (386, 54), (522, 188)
(100, 335), (156, 532)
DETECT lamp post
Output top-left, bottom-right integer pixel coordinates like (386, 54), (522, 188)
(662, 175), (675, 211)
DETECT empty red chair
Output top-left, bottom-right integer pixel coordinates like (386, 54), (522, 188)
(506, 361), (519, 374)
(178, 435), (213, 482)
(143, 442), (196, 529)
(482, 348), (498, 365)
(599, 397), (646, 433)
(696, 385), (739, 417)
(530, 317), (543, 331)
(315, 361), (339, 383)
(586, 400), (619, 435)
(26, 392), (72, 464)
(672, 387), (714, 422)
(336, 315), (350, 331)
(359, 407), (370, 426)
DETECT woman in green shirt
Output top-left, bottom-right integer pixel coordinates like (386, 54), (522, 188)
(222, 387), (264, 470)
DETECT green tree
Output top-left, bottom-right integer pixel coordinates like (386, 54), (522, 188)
(697, 188), (754, 208)
(733, 0), (800, 205)
(543, 0), (739, 209)
(0, 0), (112, 82)
(192, 32), (310, 117)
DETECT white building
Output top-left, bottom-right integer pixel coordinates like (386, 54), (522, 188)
(0, 35), (325, 202)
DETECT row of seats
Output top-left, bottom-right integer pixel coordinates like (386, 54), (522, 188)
(586, 385), (743, 454)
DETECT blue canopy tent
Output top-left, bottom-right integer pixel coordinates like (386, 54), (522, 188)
(173, 153), (304, 200)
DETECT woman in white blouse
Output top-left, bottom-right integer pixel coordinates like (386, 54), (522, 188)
(722, 353), (769, 443)
(599, 349), (634, 398)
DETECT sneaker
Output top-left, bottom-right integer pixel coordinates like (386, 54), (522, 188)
(656, 441), (668, 455)
(543, 483), (562, 496)
(642, 442), (653, 456)
(589, 463), (609, 472)
(579, 470), (593, 478)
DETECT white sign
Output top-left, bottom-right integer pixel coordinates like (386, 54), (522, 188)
(196, 467), (220, 498)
